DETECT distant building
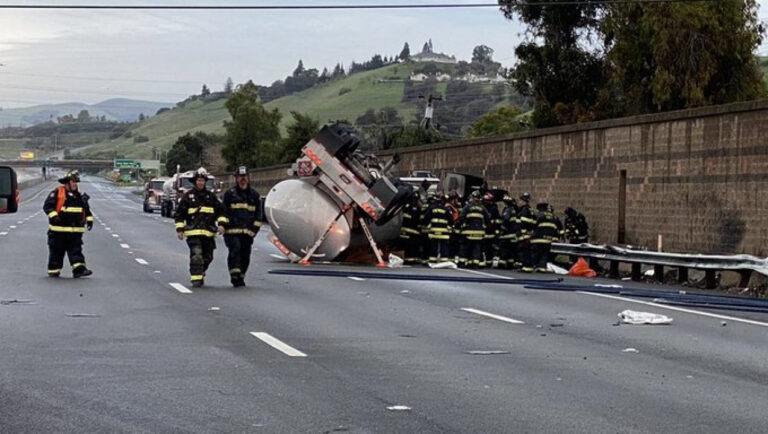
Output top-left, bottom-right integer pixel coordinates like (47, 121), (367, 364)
(410, 39), (457, 64)
(410, 73), (428, 82)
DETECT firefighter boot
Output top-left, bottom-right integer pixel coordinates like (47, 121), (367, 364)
(72, 266), (93, 278)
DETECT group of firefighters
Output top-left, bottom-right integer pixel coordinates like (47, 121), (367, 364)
(44, 166), (263, 288)
(399, 189), (589, 272)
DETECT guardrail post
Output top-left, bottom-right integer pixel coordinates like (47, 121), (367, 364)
(677, 267), (688, 283)
(609, 261), (619, 279)
(654, 264), (664, 282)
(631, 263), (642, 281)
(705, 270), (718, 289)
(588, 257), (600, 272)
(738, 270), (752, 288)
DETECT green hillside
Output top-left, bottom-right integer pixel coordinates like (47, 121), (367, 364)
(77, 62), (514, 160)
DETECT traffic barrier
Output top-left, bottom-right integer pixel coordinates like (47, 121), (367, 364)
(551, 243), (768, 289)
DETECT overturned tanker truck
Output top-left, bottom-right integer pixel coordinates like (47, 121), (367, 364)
(265, 124), (413, 264)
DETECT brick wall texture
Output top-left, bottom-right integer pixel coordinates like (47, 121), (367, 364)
(249, 99), (768, 257)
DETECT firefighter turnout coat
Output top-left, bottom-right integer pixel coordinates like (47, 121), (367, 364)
(222, 186), (262, 237)
(174, 188), (227, 237)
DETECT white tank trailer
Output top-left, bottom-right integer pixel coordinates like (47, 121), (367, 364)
(265, 124), (413, 262)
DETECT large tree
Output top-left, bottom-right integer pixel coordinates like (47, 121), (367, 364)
(599, 0), (766, 114)
(499, 0), (603, 127)
(499, 0), (766, 126)
(165, 131), (216, 176)
(279, 111), (320, 163)
(221, 80), (282, 169)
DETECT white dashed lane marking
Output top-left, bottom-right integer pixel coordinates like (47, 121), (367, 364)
(120, 244), (130, 249)
(250, 332), (307, 357)
(461, 307), (525, 325)
(169, 282), (193, 294)
(135, 258), (149, 265)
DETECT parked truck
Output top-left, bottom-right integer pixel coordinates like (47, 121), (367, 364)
(160, 169), (216, 217)
(143, 177), (169, 213)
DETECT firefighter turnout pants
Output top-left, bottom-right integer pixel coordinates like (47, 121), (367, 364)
(187, 236), (215, 283)
(532, 241), (552, 272)
(224, 234), (253, 282)
(47, 232), (86, 276)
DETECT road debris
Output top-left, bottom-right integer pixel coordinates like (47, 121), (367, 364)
(65, 313), (101, 318)
(428, 261), (457, 269)
(618, 310), (673, 325)
(547, 263), (569, 275)
(1, 299), (36, 305)
(387, 254), (404, 269)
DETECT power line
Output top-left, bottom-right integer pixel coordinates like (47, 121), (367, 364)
(0, 1), (723, 10)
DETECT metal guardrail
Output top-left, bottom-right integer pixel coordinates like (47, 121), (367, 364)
(550, 243), (768, 289)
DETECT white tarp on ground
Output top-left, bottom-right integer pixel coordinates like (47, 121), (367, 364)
(618, 310), (673, 325)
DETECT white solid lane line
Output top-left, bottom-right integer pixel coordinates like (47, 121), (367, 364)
(578, 291), (768, 328)
(461, 307), (525, 324)
(120, 244), (130, 249)
(135, 258), (149, 265)
(250, 332), (308, 357)
(169, 282), (193, 294)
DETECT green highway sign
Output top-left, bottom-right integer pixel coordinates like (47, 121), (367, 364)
(114, 159), (141, 169)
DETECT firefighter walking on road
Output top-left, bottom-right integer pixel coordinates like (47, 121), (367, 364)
(175, 168), (227, 288)
(43, 170), (94, 278)
(222, 166), (262, 287)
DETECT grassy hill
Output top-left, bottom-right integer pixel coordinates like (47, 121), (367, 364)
(78, 62), (515, 160)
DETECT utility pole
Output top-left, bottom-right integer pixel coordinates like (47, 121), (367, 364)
(418, 93), (443, 131)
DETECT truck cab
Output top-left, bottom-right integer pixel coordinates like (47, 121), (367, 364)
(143, 177), (169, 213)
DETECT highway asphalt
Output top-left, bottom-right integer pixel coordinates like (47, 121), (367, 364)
(1, 177), (767, 433)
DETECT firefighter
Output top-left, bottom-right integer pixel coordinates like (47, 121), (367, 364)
(399, 192), (422, 265)
(498, 195), (520, 269)
(457, 191), (490, 268)
(418, 188), (433, 264)
(564, 207), (589, 244)
(424, 192), (452, 263)
(222, 166), (262, 287)
(445, 191), (462, 261)
(517, 192), (536, 272)
(174, 168), (227, 288)
(483, 192), (501, 267)
(531, 202), (559, 272)
(43, 170), (93, 278)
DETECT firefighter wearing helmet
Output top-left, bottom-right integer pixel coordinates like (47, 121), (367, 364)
(222, 166), (262, 287)
(43, 170), (94, 278)
(174, 168), (227, 287)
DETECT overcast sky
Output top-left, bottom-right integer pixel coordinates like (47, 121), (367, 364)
(0, 0), (767, 109)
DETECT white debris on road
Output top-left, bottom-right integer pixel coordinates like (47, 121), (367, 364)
(618, 310), (673, 325)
